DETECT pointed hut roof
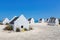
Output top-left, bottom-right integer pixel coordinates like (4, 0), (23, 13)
(28, 18), (32, 21)
(9, 16), (19, 24)
(15, 14), (28, 22)
(28, 18), (34, 21)
(3, 18), (10, 24)
(3, 18), (9, 21)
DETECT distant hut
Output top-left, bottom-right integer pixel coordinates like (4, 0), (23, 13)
(55, 18), (59, 26)
(39, 18), (42, 23)
(48, 17), (56, 26)
(45, 18), (49, 23)
(28, 18), (35, 24)
(9, 16), (19, 26)
(39, 18), (45, 23)
(14, 15), (29, 31)
(3, 18), (10, 25)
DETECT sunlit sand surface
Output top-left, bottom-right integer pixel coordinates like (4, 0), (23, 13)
(0, 24), (60, 40)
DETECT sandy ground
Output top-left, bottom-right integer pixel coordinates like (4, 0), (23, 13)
(0, 25), (7, 31)
(0, 24), (60, 40)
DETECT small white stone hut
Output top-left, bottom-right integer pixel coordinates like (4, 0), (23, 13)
(28, 18), (35, 24)
(55, 18), (59, 26)
(14, 15), (29, 31)
(3, 18), (9, 25)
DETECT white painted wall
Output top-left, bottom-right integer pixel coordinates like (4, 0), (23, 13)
(30, 18), (35, 24)
(42, 19), (45, 23)
(55, 18), (59, 25)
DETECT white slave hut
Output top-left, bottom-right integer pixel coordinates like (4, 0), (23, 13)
(28, 18), (35, 24)
(3, 18), (10, 25)
(14, 15), (29, 31)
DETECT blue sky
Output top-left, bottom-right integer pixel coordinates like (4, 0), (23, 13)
(0, 0), (60, 20)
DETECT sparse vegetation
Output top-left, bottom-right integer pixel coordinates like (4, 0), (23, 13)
(4, 24), (13, 31)
(6, 23), (9, 25)
(29, 27), (33, 30)
(16, 28), (20, 32)
(24, 28), (28, 31)
(0, 23), (3, 25)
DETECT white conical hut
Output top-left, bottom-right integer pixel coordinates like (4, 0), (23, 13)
(39, 18), (45, 23)
(31, 18), (34, 23)
(42, 19), (45, 23)
(14, 15), (29, 31)
(28, 18), (35, 24)
(3, 18), (10, 25)
(55, 18), (59, 26)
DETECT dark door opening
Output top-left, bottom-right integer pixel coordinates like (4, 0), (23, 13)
(16, 28), (20, 32)
(21, 25), (23, 28)
(59, 19), (60, 25)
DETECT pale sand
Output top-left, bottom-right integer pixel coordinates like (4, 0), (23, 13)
(0, 24), (60, 40)
(0, 25), (7, 31)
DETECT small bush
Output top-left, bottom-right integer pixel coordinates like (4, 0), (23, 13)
(16, 28), (20, 32)
(4, 25), (13, 31)
(0, 23), (3, 25)
(24, 28), (28, 31)
(6, 23), (9, 25)
(29, 27), (33, 30)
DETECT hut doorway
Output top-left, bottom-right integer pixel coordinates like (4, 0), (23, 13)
(21, 25), (23, 28)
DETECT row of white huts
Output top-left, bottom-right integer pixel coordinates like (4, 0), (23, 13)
(1, 14), (60, 31)
(2, 15), (34, 31)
